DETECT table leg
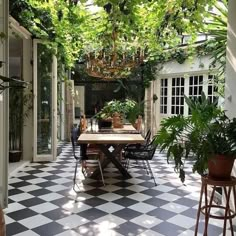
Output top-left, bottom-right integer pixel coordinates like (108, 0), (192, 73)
(195, 182), (204, 236)
(90, 144), (132, 179)
(223, 187), (232, 236)
(204, 184), (208, 236)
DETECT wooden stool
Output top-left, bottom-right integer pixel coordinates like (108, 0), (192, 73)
(195, 175), (236, 236)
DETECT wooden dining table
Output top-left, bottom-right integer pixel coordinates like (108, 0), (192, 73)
(77, 125), (145, 179)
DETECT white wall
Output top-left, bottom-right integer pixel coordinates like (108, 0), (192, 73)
(225, 0), (236, 217)
(152, 55), (215, 130)
(22, 38), (33, 161)
(0, 0), (9, 208)
(74, 85), (85, 118)
(159, 55), (214, 76)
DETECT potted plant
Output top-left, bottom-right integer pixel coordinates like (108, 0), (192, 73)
(155, 92), (236, 182)
(95, 99), (138, 129)
(9, 86), (32, 162)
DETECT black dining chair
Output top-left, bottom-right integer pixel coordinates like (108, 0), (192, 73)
(124, 129), (151, 152)
(71, 127), (105, 189)
(123, 137), (158, 186)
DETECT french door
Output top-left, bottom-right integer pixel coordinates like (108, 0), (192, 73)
(0, 0), (9, 208)
(33, 40), (57, 162)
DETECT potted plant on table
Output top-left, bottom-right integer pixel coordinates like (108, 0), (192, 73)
(95, 99), (138, 129)
(155, 92), (236, 183)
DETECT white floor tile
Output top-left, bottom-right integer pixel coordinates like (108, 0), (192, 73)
(9, 193), (34, 202)
(161, 202), (189, 213)
(30, 202), (59, 213)
(57, 214), (89, 229)
(167, 214), (196, 229)
(62, 200), (92, 213)
(14, 230), (40, 236)
(46, 184), (68, 192)
(131, 214), (162, 228)
(19, 214), (52, 229)
(5, 202), (26, 213)
(98, 193), (123, 201)
(127, 193), (152, 202)
(155, 192), (181, 202)
(54, 230), (80, 236)
(128, 202), (156, 213)
(94, 214), (126, 227)
(138, 229), (165, 236)
(38, 193), (64, 201)
(19, 185), (42, 192)
(96, 202), (124, 213)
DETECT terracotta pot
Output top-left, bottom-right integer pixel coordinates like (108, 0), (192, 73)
(208, 155), (235, 180)
(0, 205), (5, 236)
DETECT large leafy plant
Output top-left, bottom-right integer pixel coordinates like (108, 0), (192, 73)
(155, 92), (236, 183)
(95, 99), (137, 120)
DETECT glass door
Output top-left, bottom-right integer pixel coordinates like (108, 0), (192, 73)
(33, 40), (57, 162)
(0, 0), (9, 208)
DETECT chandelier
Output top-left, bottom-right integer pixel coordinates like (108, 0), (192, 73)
(85, 31), (145, 80)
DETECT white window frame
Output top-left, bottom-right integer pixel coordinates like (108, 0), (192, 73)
(170, 77), (185, 115)
(160, 78), (168, 114)
(157, 73), (217, 118)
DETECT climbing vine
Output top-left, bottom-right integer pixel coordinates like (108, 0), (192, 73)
(10, 0), (218, 73)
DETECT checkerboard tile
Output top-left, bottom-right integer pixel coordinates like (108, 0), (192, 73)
(5, 144), (236, 236)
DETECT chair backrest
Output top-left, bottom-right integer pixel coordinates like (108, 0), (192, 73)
(146, 137), (158, 160)
(71, 126), (80, 160)
(144, 129), (151, 144)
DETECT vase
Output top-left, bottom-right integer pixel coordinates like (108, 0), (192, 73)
(208, 155), (235, 179)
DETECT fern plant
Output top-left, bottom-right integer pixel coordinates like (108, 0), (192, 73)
(154, 92), (236, 183)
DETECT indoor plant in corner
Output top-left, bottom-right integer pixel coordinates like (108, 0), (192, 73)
(9, 85), (32, 162)
(155, 92), (236, 183)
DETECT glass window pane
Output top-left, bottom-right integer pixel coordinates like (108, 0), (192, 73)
(194, 76), (198, 85)
(176, 87), (180, 95)
(177, 77), (180, 86)
(172, 97), (175, 105)
(199, 75), (203, 84)
(190, 76), (193, 85)
(189, 87), (193, 95)
(165, 79), (168, 87)
(164, 97), (167, 105)
(208, 86), (212, 95)
(180, 106), (184, 114)
(164, 106), (167, 114)
(181, 77), (184, 86)
(176, 97), (179, 105)
(164, 88), (168, 95)
(199, 86), (203, 94)
(194, 86), (198, 95)
(176, 106), (179, 114)
(171, 106), (175, 114)
(37, 44), (53, 155)
(172, 78), (175, 86)
(172, 88), (175, 95)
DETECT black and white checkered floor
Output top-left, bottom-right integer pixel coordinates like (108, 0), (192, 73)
(5, 142), (236, 236)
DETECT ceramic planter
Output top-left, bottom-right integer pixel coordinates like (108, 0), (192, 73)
(208, 155), (235, 179)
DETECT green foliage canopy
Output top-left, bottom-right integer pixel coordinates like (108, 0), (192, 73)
(10, 0), (217, 69)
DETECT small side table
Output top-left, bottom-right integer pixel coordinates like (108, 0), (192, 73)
(195, 175), (236, 236)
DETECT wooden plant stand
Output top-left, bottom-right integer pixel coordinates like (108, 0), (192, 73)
(195, 175), (236, 236)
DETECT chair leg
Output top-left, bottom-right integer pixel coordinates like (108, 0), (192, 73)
(73, 160), (79, 184)
(142, 160), (149, 175)
(145, 160), (157, 186)
(98, 160), (105, 186)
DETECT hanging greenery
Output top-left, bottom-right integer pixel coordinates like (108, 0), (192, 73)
(10, 0), (217, 71)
